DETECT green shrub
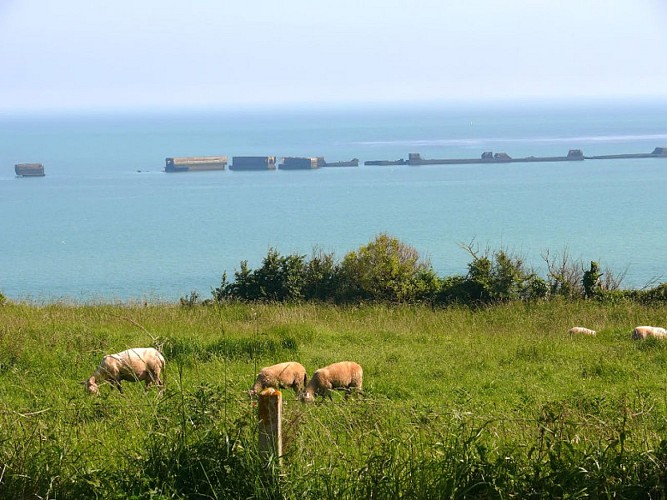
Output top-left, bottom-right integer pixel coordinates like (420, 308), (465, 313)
(583, 261), (603, 298)
(636, 282), (667, 304)
(254, 248), (307, 302)
(437, 245), (547, 306)
(339, 233), (432, 303)
(210, 237), (665, 307)
(213, 249), (308, 302)
(302, 249), (342, 302)
(434, 275), (471, 305)
(212, 263), (257, 302)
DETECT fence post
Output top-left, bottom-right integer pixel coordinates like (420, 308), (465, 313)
(258, 388), (283, 466)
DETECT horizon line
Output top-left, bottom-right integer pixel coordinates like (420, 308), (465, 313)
(2, 94), (667, 118)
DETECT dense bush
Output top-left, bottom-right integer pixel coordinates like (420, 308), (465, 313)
(213, 249), (309, 302)
(582, 260), (603, 298)
(302, 249), (341, 302)
(338, 233), (437, 303)
(435, 245), (549, 306)
(210, 234), (666, 307)
(213, 235), (439, 305)
(634, 282), (667, 304)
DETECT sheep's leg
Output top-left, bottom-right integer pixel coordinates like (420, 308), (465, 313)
(146, 370), (163, 391)
(156, 376), (165, 395)
(294, 378), (308, 398)
(344, 388), (351, 400)
(111, 380), (122, 393)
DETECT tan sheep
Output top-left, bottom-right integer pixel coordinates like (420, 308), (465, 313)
(248, 361), (308, 398)
(86, 347), (165, 395)
(300, 361), (363, 402)
(568, 327), (597, 336)
(632, 326), (667, 340)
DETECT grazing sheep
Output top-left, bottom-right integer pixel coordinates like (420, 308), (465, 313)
(300, 361), (363, 402)
(86, 347), (165, 395)
(568, 327), (597, 336)
(248, 361), (307, 398)
(632, 326), (667, 340)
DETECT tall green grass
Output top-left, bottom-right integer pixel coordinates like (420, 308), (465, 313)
(1, 300), (666, 497)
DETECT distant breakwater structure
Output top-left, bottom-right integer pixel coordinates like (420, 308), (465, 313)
(12, 148), (665, 176)
(164, 155), (359, 173)
(162, 148), (667, 173)
(366, 147), (667, 166)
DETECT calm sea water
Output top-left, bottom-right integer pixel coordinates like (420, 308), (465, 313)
(1, 100), (666, 301)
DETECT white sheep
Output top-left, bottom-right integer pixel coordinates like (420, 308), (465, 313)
(248, 361), (308, 398)
(300, 361), (363, 402)
(86, 347), (165, 395)
(632, 326), (667, 340)
(568, 327), (597, 336)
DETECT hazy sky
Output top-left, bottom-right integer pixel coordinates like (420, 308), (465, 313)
(1, 0), (665, 112)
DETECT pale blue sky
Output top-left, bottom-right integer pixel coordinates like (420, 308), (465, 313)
(0, 0), (665, 113)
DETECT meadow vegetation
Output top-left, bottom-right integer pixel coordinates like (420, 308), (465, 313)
(1, 236), (666, 498)
(1, 300), (667, 498)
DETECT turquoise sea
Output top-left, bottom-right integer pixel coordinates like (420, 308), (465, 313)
(1, 99), (666, 301)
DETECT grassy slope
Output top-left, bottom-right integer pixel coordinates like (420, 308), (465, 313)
(1, 300), (667, 497)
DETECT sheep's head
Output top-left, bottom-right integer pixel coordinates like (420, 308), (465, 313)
(299, 391), (315, 403)
(85, 377), (100, 395)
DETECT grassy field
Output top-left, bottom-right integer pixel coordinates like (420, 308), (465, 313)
(1, 300), (667, 498)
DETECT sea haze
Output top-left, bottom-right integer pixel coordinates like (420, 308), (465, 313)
(1, 99), (666, 301)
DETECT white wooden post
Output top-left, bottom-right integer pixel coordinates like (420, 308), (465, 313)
(258, 388), (283, 465)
